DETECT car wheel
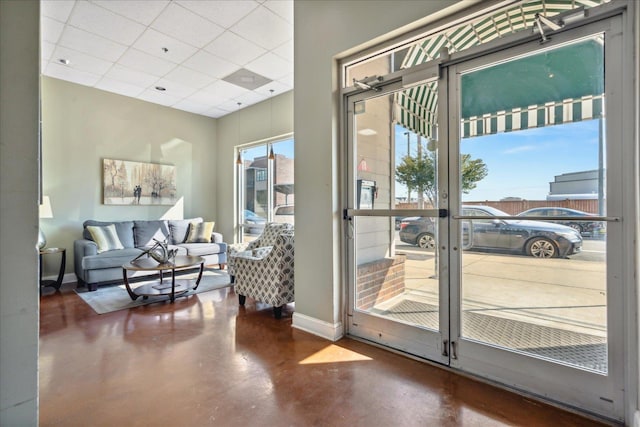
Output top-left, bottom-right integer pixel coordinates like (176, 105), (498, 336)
(417, 233), (436, 250)
(567, 223), (582, 233)
(526, 237), (557, 258)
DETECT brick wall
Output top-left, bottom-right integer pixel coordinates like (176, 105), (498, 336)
(356, 255), (406, 310)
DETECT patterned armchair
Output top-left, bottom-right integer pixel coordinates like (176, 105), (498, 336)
(227, 222), (294, 280)
(233, 230), (294, 319)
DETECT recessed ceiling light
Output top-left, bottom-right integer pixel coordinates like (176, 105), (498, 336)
(155, 86), (166, 91)
(58, 58), (70, 65)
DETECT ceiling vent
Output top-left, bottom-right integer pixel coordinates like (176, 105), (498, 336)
(222, 68), (272, 90)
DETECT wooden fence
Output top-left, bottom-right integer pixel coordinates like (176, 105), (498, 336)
(397, 199), (599, 215)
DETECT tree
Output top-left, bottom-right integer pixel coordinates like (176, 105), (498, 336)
(396, 142), (488, 207)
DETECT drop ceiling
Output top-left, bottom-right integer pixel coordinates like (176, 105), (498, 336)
(40, 0), (293, 118)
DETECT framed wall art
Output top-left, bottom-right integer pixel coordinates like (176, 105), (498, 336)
(103, 159), (177, 205)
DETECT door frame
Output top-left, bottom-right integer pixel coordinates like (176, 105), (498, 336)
(340, 3), (636, 422)
(343, 74), (451, 364)
(446, 17), (625, 420)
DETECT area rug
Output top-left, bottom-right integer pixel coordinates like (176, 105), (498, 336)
(75, 269), (232, 314)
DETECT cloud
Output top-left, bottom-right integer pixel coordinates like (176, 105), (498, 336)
(503, 145), (537, 154)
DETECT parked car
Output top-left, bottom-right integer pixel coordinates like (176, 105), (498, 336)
(274, 204), (294, 225)
(399, 216), (437, 249)
(516, 207), (604, 235)
(243, 209), (266, 233)
(399, 205), (583, 258)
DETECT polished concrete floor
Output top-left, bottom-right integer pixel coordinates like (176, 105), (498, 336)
(39, 282), (611, 426)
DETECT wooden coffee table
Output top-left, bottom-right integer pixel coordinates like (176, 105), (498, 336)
(122, 255), (205, 303)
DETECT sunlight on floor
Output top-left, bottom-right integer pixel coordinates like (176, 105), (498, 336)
(299, 344), (373, 365)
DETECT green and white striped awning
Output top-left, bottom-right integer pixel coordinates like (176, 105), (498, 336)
(461, 94), (604, 138)
(395, 82), (438, 139)
(394, 0), (609, 140)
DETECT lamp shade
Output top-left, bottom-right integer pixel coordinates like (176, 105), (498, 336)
(39, 196), (53, 219)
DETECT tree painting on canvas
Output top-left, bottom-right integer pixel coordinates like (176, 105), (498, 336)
(103, 159), (177, 205)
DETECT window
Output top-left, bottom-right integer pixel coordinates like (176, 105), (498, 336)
(236, 137), (294, 242)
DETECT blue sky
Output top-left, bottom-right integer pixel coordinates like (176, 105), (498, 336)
(395, 119), (602, 201)
(242, 138), (294, 160)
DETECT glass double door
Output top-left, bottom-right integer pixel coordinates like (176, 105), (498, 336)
(345, 17), (623, 421)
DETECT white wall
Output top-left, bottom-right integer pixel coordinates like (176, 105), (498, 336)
(0, 1), (39, 424)
(293, 0), (466, 327)
(41, 77), (218, 277)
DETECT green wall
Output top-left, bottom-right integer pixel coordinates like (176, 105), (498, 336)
(293, 0), (466, 328)
(0, 1), (39, 424)
(41, 77), (218, 277)
(215, 90), (294, 241)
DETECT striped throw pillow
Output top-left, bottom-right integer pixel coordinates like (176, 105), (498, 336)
(86, 224), (125, 253)
(185, 221), (215, 243)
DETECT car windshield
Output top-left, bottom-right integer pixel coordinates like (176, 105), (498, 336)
(464, 206), (509, 217)
(244, 210), (263, 220)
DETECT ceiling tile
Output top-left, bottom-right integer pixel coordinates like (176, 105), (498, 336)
(40, 0), (294, 118)
(231, 5), (291, 50)
(133, 29), (199, 63)
(118, 48), (177, 77)
(263, 0), (293, 24)
(233, 90), (267, 106)
(204, 31), (267, 66)
(58, 26), (128, 62)
(217, 99), (245, 112)
(68, 1), (146, 45)
(201, 107), (230, 118)
(92, 0), (170, 26)
(186, 89), (229, 107)
(105, 64), (160, 87)
(152, 78), (198, 99)
(172, 99), (214, 115)
(151, 3), (224, 49)
(278, 72), (294, 88)
(163, 66), (216, 89)
(245, 52), (291, 81)
(95, 77), (145, 98)
(182, 50), (239, 79)
(51, 46), (114, 75)
(41, 16), (65, 44)
(137, 89), (181, 107)
(255, 80), (290, 97)
(42, 41), (56, 61)
(177, 0), (260, 29)
(204, 80), (250, 99)
(41, 0), (76, 23)
(272, 40), (293, 63)
(45, 62), (101, 86)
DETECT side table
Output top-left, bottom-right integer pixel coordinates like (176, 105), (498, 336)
(39, 247), (66, 293)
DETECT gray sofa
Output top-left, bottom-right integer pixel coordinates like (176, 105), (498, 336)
(74, 218), (227, 291)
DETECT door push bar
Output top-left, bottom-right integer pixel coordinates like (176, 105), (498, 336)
(345, 208), (448, 219)
(452, 215), (620, 222)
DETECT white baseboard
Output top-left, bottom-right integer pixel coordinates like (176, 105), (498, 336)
(292, 312), (344, 342)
